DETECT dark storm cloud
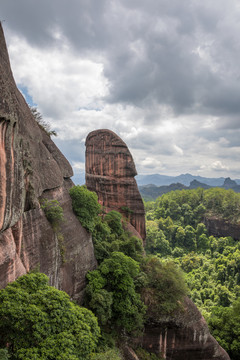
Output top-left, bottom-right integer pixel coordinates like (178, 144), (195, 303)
(2, 0), (240, 177)
(1, 0), (110, 50)
(2, 0), (240, 119)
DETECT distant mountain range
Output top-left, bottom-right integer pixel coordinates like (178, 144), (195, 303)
(136, 173), (240, 187)
(138, 176), (240, 201)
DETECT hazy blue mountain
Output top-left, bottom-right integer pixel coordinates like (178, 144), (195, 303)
(136, 173), (240, 187)
(139, 183), (187, 201)
(139, 177), (240, 200)
(188, 180), (211, 189)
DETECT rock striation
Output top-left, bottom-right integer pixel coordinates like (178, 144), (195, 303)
(85, 129), (146, 241)
(0, 24), (97, 301)
(135, 297), (230, 360)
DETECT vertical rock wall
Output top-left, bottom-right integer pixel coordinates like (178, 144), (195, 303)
(85, 129), (146, 241)
(136, 297), (230, 360)
(0, 24), (97, 302)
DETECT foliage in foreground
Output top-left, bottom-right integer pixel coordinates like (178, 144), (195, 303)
(0, 273), (100, 360)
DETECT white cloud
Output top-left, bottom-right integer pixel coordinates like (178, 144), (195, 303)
(2, 0), (240, 180)
(211, 161), (229, 171)
(8, 35), (109, 119)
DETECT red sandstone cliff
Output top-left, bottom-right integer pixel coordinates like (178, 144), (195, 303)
(0, 24), (97, 301)
(135, 297), (229, 360)
(85, 129), (146, 241)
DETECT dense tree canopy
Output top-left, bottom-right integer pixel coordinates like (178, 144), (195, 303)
(144, 187), (240, 359)
(0, 273), (100, 360)
(85, 252), (146, 333)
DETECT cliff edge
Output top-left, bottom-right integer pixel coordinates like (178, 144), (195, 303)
(0, 23), (97, 302)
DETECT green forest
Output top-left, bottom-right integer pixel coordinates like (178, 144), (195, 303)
(0, 186), (186, 360)
(144, 187), (240, 359)
(0, 185), (239, 359)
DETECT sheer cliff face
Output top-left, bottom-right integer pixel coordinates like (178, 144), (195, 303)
(85, 129), (146, 241)
(0, 24), (97, 301)
(137, 297), (230, 360)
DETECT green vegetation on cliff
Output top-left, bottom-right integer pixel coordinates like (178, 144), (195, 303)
(144, 187), (240, 360)
(69, 185), (188, 356)
(69, 185), (101, 232)
(0, 273), (100, 360)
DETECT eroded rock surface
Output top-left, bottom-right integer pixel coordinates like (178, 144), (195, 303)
(85, 129), (146, 240)
(204, 216), (240, 240)
(0, 24), (97, 301)
(135, 297), (230, 360)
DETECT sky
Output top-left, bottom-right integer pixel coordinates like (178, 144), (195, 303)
(1, 0), (240, 182)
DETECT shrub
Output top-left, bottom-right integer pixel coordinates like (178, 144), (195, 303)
(41, 199), (64, 230)
(141, 256), (188, 317)
(0, 349), (10, 360)
(90, 347), (122, 360)
(135, 348), (163, 360)
(69, 185), (101, 232)
(30, 106), (57, 137)
(104, 211), (124, 236)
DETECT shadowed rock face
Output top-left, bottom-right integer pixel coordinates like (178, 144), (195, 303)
(135, 297), (230, 360)
(85, 129), (146, 241)
(0, 24), (97, 301)
(204, 216), (240, 240)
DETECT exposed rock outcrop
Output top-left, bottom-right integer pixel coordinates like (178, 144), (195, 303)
(135, 297), (230, 360)
(204, 216), (240, 240)
(85, 129), (146, 241)
(0, 24), (97, 301)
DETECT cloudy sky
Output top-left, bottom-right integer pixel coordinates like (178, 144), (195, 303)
(1, 0), (240, 182)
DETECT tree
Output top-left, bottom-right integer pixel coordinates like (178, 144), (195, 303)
(85, 252), (146, 333)
(30, 106), (57, 137)
(141, 257), (188, 317)
(0, 273), (100, 360)
(208, 299), (240, 360)
(104, 211), (124, 236)
(69, 185), (101, 232)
